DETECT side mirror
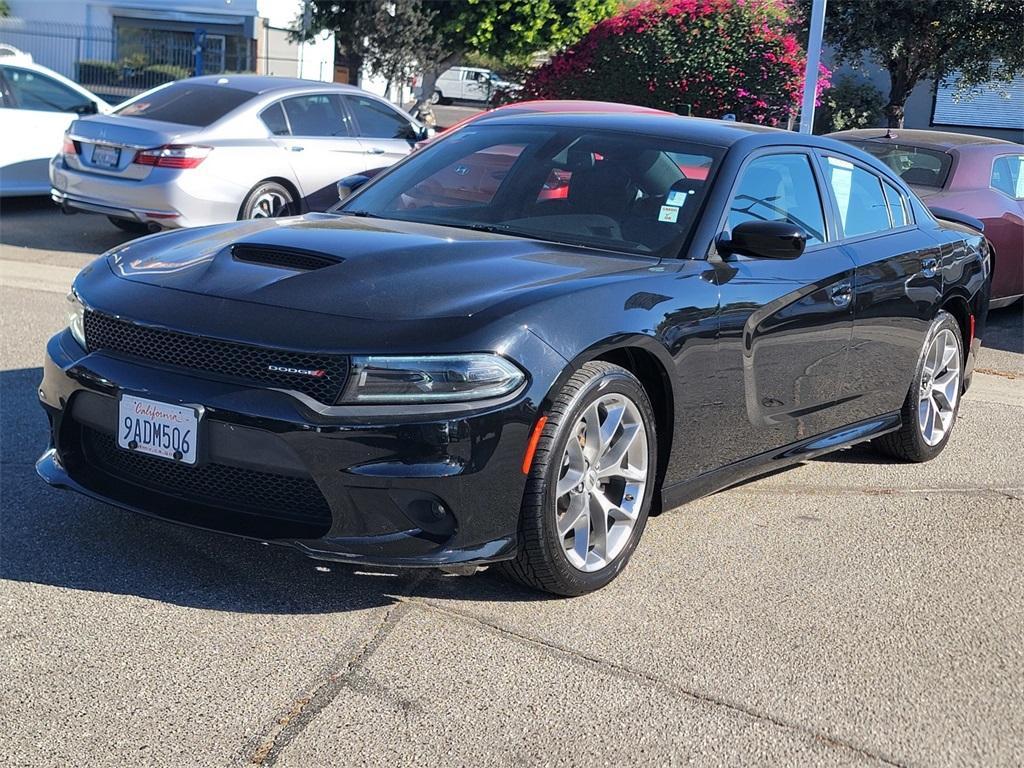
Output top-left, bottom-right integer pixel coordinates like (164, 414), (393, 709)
(418, 125), (436, 141)
(73, 100), (99, 115)
(717, 221), (806, 260)
(336, 173), (371, 202)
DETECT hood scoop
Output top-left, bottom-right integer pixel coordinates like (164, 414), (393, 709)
(231, 244), (341, 272)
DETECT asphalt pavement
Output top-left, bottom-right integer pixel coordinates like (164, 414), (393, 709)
(1, 198), (1022, 767)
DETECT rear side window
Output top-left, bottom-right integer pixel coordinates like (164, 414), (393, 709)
(728, 153), (826, 246)
(847, 140), (952, 189)
(260, 101), (289, 136)
(882, 181), (909, 227)
(281, 94), (347, 137)
(2, 66), (87, 112)
(825, 157), (891, 238)
(345, 95), (413, 139)
(991, 154), (1024, 199)
(116, 83), (253, 126)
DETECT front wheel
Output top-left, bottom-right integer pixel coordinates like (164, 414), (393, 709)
(239, 181), (294, 220)
(502, 361), (657, 596)
(873, 310), (963, 462)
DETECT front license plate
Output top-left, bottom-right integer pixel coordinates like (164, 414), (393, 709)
(118, 394), (199, 464)
(92, 144), (121, 167)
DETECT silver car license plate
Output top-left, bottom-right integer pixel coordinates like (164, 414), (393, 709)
(118, 394), (200, 464)
(92, 144), (121, 167)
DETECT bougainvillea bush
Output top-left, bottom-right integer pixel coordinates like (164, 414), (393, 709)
(521, 0), (829, 126)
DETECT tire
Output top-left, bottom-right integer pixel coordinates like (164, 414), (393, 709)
(107, 216), (151, 234)
(239, 180), (295, 220)
(501, 361), (658, 596)
(873, 310), (964, 462)
(430, 89), (442, 105)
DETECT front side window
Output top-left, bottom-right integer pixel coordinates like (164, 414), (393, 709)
(336, 124), (722, 258)
(847, 140), (952, 189)
(345, 95), (413, 140)
(281, 94), (348, 137)
(727, 153), (826, 246)
(1, 66), (87, 112)
(991, 154), (1024, 200)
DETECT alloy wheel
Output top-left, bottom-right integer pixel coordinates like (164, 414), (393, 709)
(249, 190), (290, 219)
(918, 327), (961, 446)
(555, 393), (649, 572)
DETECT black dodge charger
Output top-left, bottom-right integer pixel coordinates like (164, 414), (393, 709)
(38, 111), (990, 595)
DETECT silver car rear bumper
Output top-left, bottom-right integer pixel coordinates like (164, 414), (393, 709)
(50, 188), (176, 224)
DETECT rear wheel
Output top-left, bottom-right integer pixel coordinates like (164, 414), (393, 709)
(429, 90), (442, 105)
(873, 310), (963, 462)
(239, 181), (295, 220)
(106, 216), (151, 234)
(502, 361), (657, 596)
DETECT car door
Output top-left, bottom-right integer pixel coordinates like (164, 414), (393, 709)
(818, 151), (944, 422)
(463, 70), (490, 101)
(0, 65), (94, 194)
(343, 94), (417, 166)
(707, 149), (856, 470)
(271, 93), (366, 201)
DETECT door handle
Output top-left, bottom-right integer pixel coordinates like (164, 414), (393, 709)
(830, 282), (853, 308)
(287, 145), (305, 152)
(366, 147), (386, 155)
(921, 257), (938, 278)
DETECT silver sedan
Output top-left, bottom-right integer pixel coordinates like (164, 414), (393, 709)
(49, 75), (430, 232)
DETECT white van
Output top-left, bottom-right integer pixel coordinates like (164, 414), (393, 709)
(430, 67), (520, 104)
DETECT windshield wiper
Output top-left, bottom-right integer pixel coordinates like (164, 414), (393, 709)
(335, 209), (381, 218)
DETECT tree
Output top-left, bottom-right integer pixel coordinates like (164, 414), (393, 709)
(521, 0), (829, 126)
(822, 0), (1024, 128)
(356, 0), (443, 101)
(302, 0), (618, 115)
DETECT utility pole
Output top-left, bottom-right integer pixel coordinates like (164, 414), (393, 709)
(799, 0), (827, 134)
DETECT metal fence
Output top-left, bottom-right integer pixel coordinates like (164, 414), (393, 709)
(0, 18), (295, 103)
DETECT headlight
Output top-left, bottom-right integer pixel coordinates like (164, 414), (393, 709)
(66, 291), (86, 348)
(339, 354), (525, 404)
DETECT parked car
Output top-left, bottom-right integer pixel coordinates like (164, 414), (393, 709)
(0, 46), (112, 197)
(830, 128), (1023, 308)
(49, 75), (431, 233)
(39, 113), (989, 595)
(430, 66), (522, 104)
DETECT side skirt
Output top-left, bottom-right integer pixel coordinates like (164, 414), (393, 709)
(659, 412), (902, 511)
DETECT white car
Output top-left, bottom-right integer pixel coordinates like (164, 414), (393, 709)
(0, 46), (112, 196)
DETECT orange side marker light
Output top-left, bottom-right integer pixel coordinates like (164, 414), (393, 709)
(521, 415), (548, 475)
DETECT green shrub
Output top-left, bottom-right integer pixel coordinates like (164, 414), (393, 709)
(77, 59), (121, 86)
(131, 64), (190, 88)
(814, 76), (885, 133)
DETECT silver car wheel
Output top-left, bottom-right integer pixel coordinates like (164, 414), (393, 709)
(555, 393), (648, 572)
(918, 327), (961, 447)
(249, 190), (290, 219)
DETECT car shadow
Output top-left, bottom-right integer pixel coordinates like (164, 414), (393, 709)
(982, 304), (1023, 356)
(0, 367), (549, 613)
(0, 196), (138, 255)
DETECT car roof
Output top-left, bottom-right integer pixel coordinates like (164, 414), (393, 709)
(186, 74), (362, 95)
(477, 110), (805, 148)
(828, 128), (1017, 150)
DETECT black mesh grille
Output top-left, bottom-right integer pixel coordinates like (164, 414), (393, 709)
(232, 244), (339, 271)
(84, 310), (348, 404)
(82, 427), (332, 526)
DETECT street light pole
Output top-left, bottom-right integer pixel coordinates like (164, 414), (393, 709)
(799, 0), (827, 134)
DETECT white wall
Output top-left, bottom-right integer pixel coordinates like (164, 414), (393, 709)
(7, 0), (258, 28)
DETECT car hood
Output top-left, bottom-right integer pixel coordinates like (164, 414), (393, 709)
(106, 214), (653, 321)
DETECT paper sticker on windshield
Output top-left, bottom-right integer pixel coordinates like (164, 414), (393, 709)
(666, 189), (690, 207)
(658, 205), (679, 223)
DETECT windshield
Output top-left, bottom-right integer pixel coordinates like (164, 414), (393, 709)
(846, 140), (952, 189)
(335, 124), (722, 258)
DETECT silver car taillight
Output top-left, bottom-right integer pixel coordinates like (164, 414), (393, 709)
(133, 144), (211, 169)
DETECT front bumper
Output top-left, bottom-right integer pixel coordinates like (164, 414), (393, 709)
(37, 330), (544, 567)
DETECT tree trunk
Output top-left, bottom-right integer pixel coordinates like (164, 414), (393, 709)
(410, 50), (464, 124)
(885, 57), (912, 128)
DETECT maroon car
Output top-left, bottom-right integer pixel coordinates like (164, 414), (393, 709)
(829, 129), (1024, 308)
